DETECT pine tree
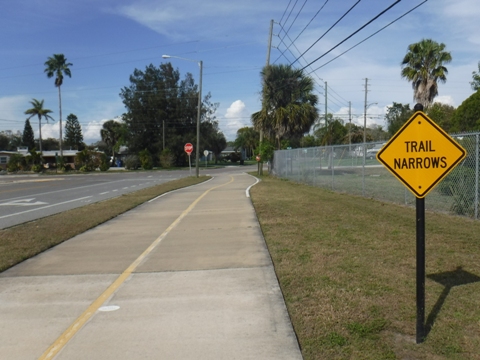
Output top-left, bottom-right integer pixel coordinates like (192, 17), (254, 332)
(64, 113), (83, 150)
(22, 119), (35, 151)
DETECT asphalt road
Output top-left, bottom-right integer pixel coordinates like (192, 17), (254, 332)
(0, 170), (184, 229)
(0, 166), (254, 229)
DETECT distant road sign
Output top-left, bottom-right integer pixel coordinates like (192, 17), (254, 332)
(204, 150), (209, 156)
(184, 143), (193, 155)
(377, 111), (466, 198)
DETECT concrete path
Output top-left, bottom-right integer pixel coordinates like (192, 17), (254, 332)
(0, 171), (302, 359)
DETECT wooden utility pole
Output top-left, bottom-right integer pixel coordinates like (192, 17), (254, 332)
(259, 19), (274, 175)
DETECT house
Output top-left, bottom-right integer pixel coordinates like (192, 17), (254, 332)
(0, 151), (18, 170)
(0, 148), (80, 170)
(41, 150), (79, 169)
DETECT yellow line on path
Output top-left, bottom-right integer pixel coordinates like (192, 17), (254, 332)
(39, 176), (234, 360)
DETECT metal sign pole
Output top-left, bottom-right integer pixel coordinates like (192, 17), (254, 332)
(416, 196), (426, 343)
(188, 155), (191, 175)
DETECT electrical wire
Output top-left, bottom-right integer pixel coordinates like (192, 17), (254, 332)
(272, 0), (329, 65)
(308, 0), (428, 72)
(279, 0), (293, 25)
(300, 0), (401, 71)
(279, 0), (300, 32)
(279, 0), (308, 44)
(292, 0), (362, 66)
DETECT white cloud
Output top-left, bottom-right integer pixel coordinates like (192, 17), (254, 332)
(222, 100), (249, 140)
(82, 119), (106, 144)
(113, 0), (275, 41)
(0, 95), (29, 133)
(434, 96), (455, 107)
(39, 121), (60, 140)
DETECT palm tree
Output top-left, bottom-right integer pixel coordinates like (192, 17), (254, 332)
(44, 54), (72, 157)
(401, 39), (452, 109)
(252, 64), (318, 149)
(24, 99), (54, 153)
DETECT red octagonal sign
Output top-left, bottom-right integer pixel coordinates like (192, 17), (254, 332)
(184, 143), (193, 155)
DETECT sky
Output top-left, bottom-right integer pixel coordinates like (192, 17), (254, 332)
(1, 0), (479, 146)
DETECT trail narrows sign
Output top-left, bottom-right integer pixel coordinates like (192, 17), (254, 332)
(184, 143), (193, 155)
(377, 111), (466, 198)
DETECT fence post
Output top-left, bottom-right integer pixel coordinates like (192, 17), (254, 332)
(362, 142), (366, 197)
(331, 146), (335, 190)
(476, 134), (479, 219)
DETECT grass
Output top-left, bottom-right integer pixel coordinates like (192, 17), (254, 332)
(0, 176), (209, 273)
(250, 174), (480, 360)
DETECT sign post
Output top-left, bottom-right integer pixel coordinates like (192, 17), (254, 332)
(204, 150), (209, 169)
(184, 143), (193, 175)
(377, 104), (466, 343)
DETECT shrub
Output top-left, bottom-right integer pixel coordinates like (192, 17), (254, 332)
(229, 152), (242, 163)
(159, 149), (174, 168)
(99, 153), (110, 172)
(124, 155), (140, 170)
(75, 149), (101, 171)
(139, 148), (153, 170)
(31, 164), (43, 173)
(437, 166), (475, 196)
(7, 154), (25, 172)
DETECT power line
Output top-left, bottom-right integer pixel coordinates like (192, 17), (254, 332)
(272, 0), (329, 65)
(279, 0), (293, 25)
(308, 0), (428, 72)
(279, 0), (300, 31)
(292, 0), (362, 66)
(279, 0), (308, 43)
(299, 0), (401, 71)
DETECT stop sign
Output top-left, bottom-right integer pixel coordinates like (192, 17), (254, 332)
(184, 143), (193, 155)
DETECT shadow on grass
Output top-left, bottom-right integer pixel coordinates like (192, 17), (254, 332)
(425, 267), (480, 337)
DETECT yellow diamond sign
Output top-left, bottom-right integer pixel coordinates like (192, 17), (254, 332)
(377, 111), (466, 198)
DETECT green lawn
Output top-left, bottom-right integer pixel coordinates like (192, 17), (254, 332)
(250, 174), (480, 360)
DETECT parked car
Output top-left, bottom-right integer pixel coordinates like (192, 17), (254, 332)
(366, 148), (379, 159)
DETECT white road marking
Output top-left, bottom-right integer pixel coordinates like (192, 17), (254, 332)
(0, 196), (93, 219)
(0, 198), (49, 206)
(99, 192), (109, 195)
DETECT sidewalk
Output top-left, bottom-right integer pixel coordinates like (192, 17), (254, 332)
(0, 171), (302, 359)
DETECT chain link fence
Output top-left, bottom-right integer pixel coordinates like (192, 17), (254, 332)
(271, 132), (480, 219)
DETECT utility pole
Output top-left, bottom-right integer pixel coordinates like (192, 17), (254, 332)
(362, 78), (369, 197)
(348, 101), (352, 150)
(258, 19), (274, 176)
(324, 81), (328, 144)
(363, 78), (368, 147)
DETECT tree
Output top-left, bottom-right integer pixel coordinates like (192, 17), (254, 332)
(42, 138), (60, 151)
(346, 124), (366, 144)
(100, 120), (124, 163)
(22, 119), (35, 151)
(251, 64), (319, 149)
(426, 102), (455, 133)
(24, 99), (54, 152)
(385, 102), (413, 136)
(234, 127), (259, 158)
(44, 54), (72, 158)
(450, 90), (480, 132)
(120, 62), (217, 166)
(202, 122), (227, 164)
(314, 114), (347, 145)
(0, 134), (9, 150)
(401, 39), (452, 109)
(470, 61), (480, 91)
(64, 113), (83, 150)
(300, 135), (317, 148)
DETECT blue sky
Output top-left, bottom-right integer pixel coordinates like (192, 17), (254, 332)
(1, 0), (479, 145)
